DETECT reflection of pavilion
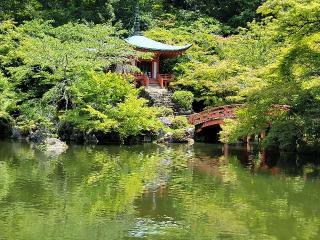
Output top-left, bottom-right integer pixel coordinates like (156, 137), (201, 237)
(125, 6), (191, 89)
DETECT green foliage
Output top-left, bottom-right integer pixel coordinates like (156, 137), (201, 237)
(170, 116), (190, 130)
(3, 20), (136, 104)
(167, 0), (262, 28)
(0, 0), (114, 24)
(156, 107), (174, 117)
(0, 0), (261, 30)
(0, 0), (41, 22)
(0, 20), (163, 141)
(114, 94), (163, 139)
(163, 115), (193, 143)
(172, 90), (194, 110)
(263, 119), (301, 151)
(0, 74), (15, 118)
(63, 73), (163, 140)
(145, 18), (239, 107)
(0, 0), (319, 149)
(71, 72), (134, 108)
(220, 0), (320, 151)
(15, 99), (56, 137)
(172, 129), (187, 142)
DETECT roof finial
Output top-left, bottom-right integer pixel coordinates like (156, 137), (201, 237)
(133, 3), (142, 36)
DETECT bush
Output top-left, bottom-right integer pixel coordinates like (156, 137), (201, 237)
(172, 129), (187, 142)
(172, 91), (194, 110)
(170, 116), (190, 129)
(156, 107), (174, 117)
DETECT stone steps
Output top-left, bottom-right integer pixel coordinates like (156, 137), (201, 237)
(140, 87), (174, 108)
(147, 83), (162, 89)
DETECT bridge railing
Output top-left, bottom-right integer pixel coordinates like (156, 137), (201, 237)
(188, 104), (243, 125)
(157, 74), (174, 88)
(188, 104), (290, 126)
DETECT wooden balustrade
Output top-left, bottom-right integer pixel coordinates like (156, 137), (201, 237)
(132, 73), (174, 88)
(188, 103), (289, 126)
(189, 104), (290, 134)
(133, 73), (149, 87)
(189, 104), (243, 126)
(157, 74), (174, 88)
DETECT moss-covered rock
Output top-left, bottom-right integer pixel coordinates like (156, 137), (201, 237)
(157, 115), (195, 143)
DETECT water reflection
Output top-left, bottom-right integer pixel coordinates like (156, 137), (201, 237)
(0, 140), (320, 239)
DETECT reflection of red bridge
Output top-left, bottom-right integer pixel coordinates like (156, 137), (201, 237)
(188, 104), (243, 133)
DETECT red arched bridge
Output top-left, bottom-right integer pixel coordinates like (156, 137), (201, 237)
(188, 104), (243, 133)
(188, 104), (289, 133)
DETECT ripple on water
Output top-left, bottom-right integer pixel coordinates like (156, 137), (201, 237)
(127, 216), (182, 238)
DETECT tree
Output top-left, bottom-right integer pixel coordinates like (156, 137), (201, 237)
(0, 20), (163, 140)
(165, 0), (262, 28)
(220, 0), (320, 152)
(0, 0), (41, 22)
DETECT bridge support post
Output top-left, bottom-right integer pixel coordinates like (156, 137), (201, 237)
(223, 144), (229, 158)
(246, 135), (251, 152)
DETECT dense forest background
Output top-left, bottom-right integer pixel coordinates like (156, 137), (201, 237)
(0, 0), (319, 152)
(0, 0), (261, 29)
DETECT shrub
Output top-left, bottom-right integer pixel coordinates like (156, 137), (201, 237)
(172, 129), (187, 142)
(170, 116), (190, 129)
(172, 91), (194, 110)
(156, 107), (174, 117)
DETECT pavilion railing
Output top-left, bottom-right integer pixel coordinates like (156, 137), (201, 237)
(132, 73), (174, 88)
(157, 74), (174, 88)
(133, 73), (149, 87)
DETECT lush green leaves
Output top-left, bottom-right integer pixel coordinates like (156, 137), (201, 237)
(62, 72), (163, 140)
(0, 75), (15, 117)
(172, 90), (194, 110)
(220, 0), (320, 151)
(0, 20), (164, 141)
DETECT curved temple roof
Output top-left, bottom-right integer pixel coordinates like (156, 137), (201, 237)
(126, 35), (192, 52)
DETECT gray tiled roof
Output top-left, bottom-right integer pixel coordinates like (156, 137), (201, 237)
(126, 35), (192, 52)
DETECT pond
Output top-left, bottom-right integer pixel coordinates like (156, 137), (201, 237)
(1, 140), (320, 240)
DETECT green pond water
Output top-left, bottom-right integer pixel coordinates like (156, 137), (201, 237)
(1, 140), (320, 240)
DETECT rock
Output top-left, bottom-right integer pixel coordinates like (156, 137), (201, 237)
(143, 135), (152, 142)
(11, 127), (22, 139)
(27, 129), (48, 143)
(157, 126), (195, 144)
(159, 117), (172, 127)
(187, 138), (195, 146)
(70, 131), (85, 143)
(84, 133), (98, 144)
(43, 138), (68, 156)
(174, 109), (193, 116)
(154, 138), (163, 144)
(185, 127), (195, 138)
(163, 132), (173, 143)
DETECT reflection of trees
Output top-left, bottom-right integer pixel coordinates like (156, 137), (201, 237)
(165, 146), (320, 240)
(1, 141), (320, 239)
(0, 142), (193, 239)
(0, 161), (13, 201)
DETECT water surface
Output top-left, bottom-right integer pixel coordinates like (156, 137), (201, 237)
(1, 140), (320, 239)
